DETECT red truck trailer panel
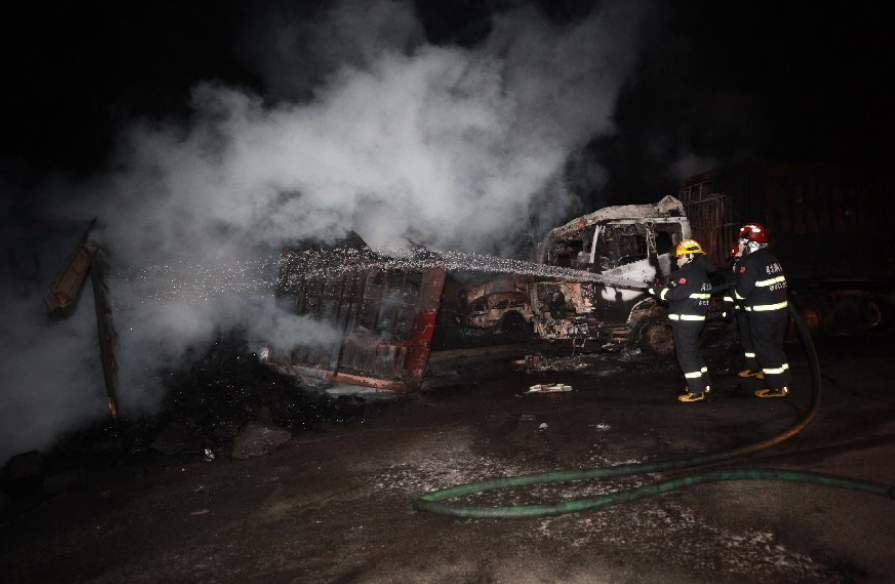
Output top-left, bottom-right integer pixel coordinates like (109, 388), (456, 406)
(268, 242), (446, 393)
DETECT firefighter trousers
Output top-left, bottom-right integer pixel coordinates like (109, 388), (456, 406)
(748, 311), (791, 390)
(736, 309), (760, 372)
(672, 321), (709, 393)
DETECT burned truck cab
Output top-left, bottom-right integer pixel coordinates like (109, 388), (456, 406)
(531, 195), (691, 353)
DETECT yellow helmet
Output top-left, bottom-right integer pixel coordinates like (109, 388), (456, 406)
(675, 239), (705, 257)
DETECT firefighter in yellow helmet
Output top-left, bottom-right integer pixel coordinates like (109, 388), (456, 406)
(649, 239), (714, 402)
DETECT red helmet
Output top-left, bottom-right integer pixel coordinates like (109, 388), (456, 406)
(738, 223), (768, 244)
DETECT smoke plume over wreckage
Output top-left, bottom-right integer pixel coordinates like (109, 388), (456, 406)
(0, 0), (653, 464)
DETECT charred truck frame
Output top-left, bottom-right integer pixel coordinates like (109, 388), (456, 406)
(529, 195), (692, 355)
(266, 196), (695, 393)
(263, 241), (446, 393)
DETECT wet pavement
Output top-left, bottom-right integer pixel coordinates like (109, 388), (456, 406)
(1, 334), (894, 584)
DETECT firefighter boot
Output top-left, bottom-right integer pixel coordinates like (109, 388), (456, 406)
(754, 387), (789, 398)
(678, 390), (705, 403)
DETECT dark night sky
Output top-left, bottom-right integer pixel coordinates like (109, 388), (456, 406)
(1, 0), (892, 208)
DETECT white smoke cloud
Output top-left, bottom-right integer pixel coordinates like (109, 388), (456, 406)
(1, 0), (651, 463)
(109, 272), (344, 413)
(85, 0), (648, 260)
(0, 254), (107, 464)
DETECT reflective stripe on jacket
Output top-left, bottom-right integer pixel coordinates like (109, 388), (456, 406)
(734, 247), (788, 313)
(658, 254), (713, 322)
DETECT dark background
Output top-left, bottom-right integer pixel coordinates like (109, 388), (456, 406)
(1, 0), (891, 207)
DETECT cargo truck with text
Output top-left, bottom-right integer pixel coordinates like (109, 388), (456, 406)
(678, 161), (895, 337)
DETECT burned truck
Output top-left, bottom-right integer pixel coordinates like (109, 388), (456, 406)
(263, 197), (700, 393)
(526, 195), (692, 355)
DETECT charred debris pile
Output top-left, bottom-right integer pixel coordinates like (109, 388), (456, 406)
(0, 333), (400, 504)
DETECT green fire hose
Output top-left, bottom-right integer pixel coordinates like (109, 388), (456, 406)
(413, 303), (895, 519)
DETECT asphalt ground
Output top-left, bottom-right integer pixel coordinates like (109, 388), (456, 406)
(1, 334), (894, 584)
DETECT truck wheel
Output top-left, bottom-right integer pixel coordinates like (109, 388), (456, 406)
(640, 322), (675, 356)
(865, 296), (895, 336)
(832, 295), (894, 336)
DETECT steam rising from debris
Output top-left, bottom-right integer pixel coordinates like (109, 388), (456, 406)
(0, 286), (107, 460)
(92, 0), (646, 259)
(0, 0), (650, 463)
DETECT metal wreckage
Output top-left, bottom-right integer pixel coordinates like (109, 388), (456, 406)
(38, 162), (895, 406)
(260, 195), (698, 392)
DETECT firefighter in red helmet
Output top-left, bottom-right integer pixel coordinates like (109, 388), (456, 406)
(721, 243), (761, 380)
(649, 239), (714, 403)
(734, 223), (791, 397)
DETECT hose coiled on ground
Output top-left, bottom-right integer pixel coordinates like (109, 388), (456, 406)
(413, 304), (895, 519)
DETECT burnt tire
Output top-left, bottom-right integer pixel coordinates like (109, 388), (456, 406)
(640, 321), (675, 356)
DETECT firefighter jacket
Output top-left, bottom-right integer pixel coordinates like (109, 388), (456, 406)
(734, 247), (788, 313)
(719, 258), (741, 319)
(654, 254), (714, 323)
